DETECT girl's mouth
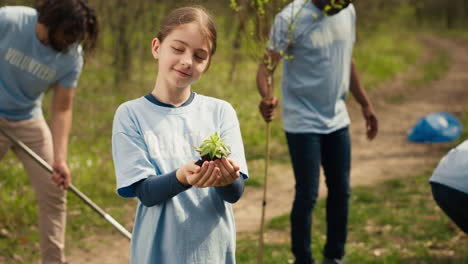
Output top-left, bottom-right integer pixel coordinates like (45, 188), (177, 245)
(174, 69), (191, 78)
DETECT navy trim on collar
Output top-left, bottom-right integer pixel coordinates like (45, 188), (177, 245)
(144, 92), (195, 108)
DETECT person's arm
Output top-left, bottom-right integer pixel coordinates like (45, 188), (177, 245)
(215, 175), (245, 203)
(133, 160), (246, 206)
(132, 170), (192, 207)
(133, 169), (245, 206)
(256, 50), (282, 122)
(212, 157), (244, 203)
(50, 84), (74, 189)
(349, 59), (378, 140)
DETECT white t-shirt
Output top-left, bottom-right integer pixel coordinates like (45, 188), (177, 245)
(269, 0), (356, 133)
(430, 140), (468, 194)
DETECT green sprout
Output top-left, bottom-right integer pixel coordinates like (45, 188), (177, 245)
(194, 132), (231, 165)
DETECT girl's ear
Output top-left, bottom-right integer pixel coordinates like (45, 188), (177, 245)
(151, 38), (161, 59)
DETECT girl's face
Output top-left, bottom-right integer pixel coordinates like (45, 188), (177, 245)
(152, 22), (211, 90)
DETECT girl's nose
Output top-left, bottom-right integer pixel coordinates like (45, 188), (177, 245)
(181, 54), (192, 68)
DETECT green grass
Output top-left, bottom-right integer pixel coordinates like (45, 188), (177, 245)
(436, 28), (468, 41)
(389, 48), (451, 104)
(0, 153), (41, 262)
(411, 51), (451, 86)
(353, 3), (421, 92)
(354, 32), (420, 91)
(236, 172), (468, 264)
(454, 106), (468, 145)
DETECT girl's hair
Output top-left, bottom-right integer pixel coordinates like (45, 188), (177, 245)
(157, 6), (217, 58)
(36, 0), (99, 53)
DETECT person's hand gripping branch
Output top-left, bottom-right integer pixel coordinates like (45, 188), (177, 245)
(257, 50), (282, 122)
(259, 97), (279, 123)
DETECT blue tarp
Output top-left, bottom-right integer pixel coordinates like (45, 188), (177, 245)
(407, 112), (463, 143)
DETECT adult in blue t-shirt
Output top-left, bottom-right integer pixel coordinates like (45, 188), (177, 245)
(0, 1), (98, 263)
(256, 1), (378, 264)
(430, 140), (468, 234)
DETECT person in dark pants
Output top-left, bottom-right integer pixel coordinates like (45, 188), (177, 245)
(430, 140), (468, 234)
(256, 0), (378, 263)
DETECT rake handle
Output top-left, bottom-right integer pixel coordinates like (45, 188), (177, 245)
(0, 126), (132, 240)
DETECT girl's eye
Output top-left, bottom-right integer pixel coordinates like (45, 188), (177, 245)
(194, 53), (207, 61)
(172, 47), (184, 53)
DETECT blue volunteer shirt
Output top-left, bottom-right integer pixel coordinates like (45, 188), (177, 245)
(112, 93), (248, 264)
(430, 140), (468, 194)
(269, 0), (356, 133)
(0, 6), (83, 120)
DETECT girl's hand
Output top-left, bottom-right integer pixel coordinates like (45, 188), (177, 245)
(176, 161), (201, 187)
(214, 158), (240, 186)
(185, 161), (222, 188)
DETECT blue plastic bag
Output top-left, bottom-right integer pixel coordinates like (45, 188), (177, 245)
(407, 112), (463, 143)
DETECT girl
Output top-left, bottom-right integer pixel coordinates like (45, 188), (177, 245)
(112, 7), (248, 264)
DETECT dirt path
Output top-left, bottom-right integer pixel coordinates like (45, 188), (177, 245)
(67, 35), (468, 263)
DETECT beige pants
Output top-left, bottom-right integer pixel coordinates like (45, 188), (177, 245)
(0, 118), (67, 264)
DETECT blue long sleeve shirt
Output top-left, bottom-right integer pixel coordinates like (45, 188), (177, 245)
(132, 170), (245, 206)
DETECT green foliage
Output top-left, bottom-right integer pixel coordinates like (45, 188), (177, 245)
(266, 214), (289, 229)
(229, 0), (292, 63)
(418, 51), (451, 84)
(454, 107), (468, 145)
(398, 49), (451, 103)
(389, 48), (451, 104)
(434, 28), (468, 44)
(353, 6), (421, 91)
(194, 132), (232, 160)
(0, 153), (40, 263)
(237, 238), (292, 264)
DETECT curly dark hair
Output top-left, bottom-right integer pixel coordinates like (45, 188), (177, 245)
(36, 0), (99, 53)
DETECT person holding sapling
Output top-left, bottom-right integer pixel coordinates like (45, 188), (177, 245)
(256, 0), (378, 263)
(112, 6), (248, 264)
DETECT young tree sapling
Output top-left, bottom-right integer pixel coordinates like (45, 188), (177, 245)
(194, 132), (232, 166)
